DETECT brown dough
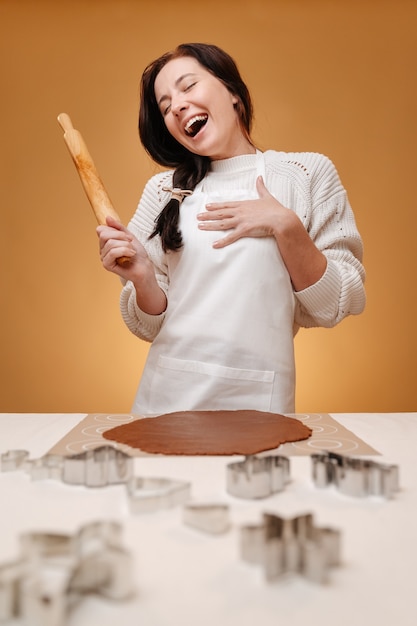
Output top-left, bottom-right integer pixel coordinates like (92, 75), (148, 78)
(102, 410), (312, 456)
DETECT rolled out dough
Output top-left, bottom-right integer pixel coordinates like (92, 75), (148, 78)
(102, 410), (312, 456)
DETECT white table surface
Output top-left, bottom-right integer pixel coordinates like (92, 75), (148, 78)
(0, 412), (416, 626)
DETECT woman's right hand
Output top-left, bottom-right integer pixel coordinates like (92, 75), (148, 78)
(96, 216), (167, 315)
(97, 216), (147, 276)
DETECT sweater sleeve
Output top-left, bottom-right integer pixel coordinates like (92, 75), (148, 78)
(119, 170), (173, 342)
(291, 154), (366, 329)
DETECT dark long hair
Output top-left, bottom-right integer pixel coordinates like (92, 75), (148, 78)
(139, 43), (254, 251)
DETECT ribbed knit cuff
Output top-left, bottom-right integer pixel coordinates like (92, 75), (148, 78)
(294, 260), (341, 320)
(131, 296), (166, 335)
(120, 281), (166, 341)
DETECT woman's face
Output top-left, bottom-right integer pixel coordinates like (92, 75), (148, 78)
(154, 56), (254, 160)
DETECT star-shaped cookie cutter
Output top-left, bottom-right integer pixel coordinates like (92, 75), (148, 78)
(226, 454), (290, 499)
(0, 447), (191, 513)
(311, 451), (400, 498)
(0, 520), (133, 625)
(240, 512), (341, 584)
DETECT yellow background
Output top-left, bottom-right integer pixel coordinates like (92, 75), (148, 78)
(1, 0), (416, 414)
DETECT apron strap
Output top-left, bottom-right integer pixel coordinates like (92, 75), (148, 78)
(255, 150), (266, 180)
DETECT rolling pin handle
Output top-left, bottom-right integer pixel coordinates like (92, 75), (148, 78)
(57, 113), (74, 133)
(58, 112), (132, 268)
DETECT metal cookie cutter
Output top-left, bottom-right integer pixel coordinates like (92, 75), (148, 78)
(182, 503), (231, 535)
(226, 455), (290, 499)
(311, 451), (400, 498)
(0, 520), (133, 626)
(1, 447), (191, 512)
(62, 446), (134, 487)
(240, 512), (341, 585)
(0, 446), (133, 487)
(0, 449), (31, 472)
(127, 477), (191, 513)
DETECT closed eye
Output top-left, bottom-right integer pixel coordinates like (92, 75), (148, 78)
(161, 82), (196, 116)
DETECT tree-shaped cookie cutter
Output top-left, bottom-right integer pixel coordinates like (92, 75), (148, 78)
(311, 451), (400, 498)
(0, 447), (191, 513)
(0, 520), (133, 626)
(226, 455), (290, 499)
(240, 512), (341, 584)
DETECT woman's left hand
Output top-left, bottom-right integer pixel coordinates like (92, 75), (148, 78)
(197, 175), (327, 290)
(197, 175), (293, 248)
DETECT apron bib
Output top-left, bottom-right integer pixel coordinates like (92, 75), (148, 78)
(133, 152), (296, 415)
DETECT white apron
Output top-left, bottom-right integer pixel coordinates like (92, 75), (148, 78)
(133, 152), (296, 415)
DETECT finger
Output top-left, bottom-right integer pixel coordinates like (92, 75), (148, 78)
(212, 232), (240, 248)
(198, 212), (227, 222)
(204, 202), (239, 211)
(97, 222), (133, 244)
(105, 214), (130, 232)
(256, 175), (271, 198)
(197, 211), (214, 222)
(198, 218), (235, 231)
(198, 205), (240, 222)
(101, 241), (136, 267)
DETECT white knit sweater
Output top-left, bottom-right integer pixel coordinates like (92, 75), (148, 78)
(120, 150), (365, 341)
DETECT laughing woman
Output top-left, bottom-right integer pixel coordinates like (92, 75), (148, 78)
(97, 43), (366, 416)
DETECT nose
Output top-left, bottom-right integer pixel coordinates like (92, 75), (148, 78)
(170, 94), (188, 117)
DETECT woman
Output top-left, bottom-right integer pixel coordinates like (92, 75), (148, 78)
(97, 43), (366, 416)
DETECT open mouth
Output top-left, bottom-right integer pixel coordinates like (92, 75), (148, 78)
(184, 114), (208, 137)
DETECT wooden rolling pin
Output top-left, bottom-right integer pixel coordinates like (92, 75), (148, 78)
(57, 112), (130, 266)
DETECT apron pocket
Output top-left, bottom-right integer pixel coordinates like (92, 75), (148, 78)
(148, 355), (275, 412)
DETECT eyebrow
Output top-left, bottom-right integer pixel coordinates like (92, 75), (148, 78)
(157, 73), (198, 107)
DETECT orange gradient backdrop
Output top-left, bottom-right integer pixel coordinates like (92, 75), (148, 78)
(1, 0), (416, 413)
